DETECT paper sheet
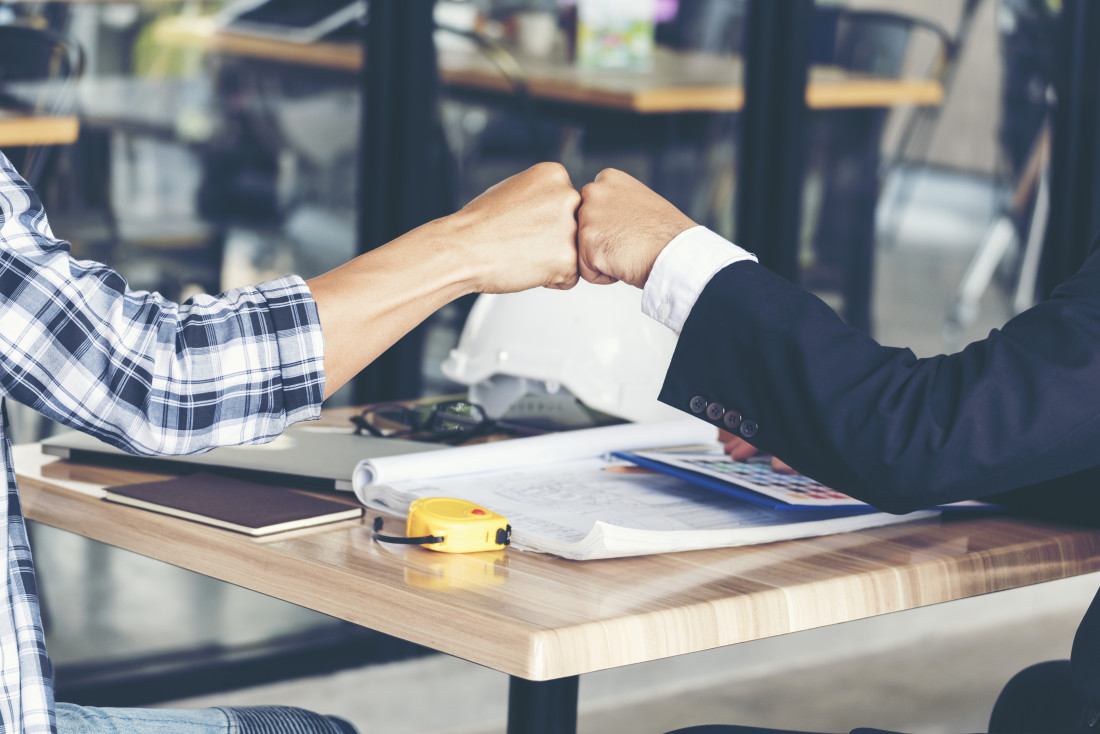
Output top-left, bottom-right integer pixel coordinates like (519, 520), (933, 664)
(363, 457), (939, 560)
(351, 418), (717, 502)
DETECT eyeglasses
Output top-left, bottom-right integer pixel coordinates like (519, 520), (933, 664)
(350, 400), (497, 445)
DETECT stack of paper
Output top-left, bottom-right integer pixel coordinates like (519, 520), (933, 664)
(353, 420), (939, 560)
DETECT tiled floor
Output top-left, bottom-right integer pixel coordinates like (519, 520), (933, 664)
(26, 165), (1091, 734)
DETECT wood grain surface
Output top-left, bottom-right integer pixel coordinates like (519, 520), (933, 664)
(14, 443), (1100, 681)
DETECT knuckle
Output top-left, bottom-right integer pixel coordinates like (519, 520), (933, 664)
(595, 167), (625, 184)
(534, 161), (569, 183)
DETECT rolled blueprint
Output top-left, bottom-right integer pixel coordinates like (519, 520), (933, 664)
(351, 418), (717, 504)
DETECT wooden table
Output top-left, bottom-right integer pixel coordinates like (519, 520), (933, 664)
(13, 441), (1100, 733)
(437, 47), (942, 114)
(149, 16), (943, 113)
(0, 111), (79, 148)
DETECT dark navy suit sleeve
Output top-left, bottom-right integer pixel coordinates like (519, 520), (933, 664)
(658, 246), (1100, 515)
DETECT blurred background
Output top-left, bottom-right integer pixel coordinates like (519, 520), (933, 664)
(2, 0), (1094, 732)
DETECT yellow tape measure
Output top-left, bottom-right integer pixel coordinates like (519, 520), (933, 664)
(372, 497), (511, 553)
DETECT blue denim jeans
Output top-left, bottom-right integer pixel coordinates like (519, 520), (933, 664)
(56, 703), (359, 734)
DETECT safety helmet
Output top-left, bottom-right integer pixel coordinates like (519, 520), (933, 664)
(441, 280), (684, 423)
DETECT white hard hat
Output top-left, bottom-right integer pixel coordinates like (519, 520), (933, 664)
(441, 280), (684, 423)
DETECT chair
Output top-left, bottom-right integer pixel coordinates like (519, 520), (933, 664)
(942, 117), (1050, 342)
(803, 7), (957, 333)
(941, 1), (1059, 344)
(0, 23), (85, 188)
(876, 0), (982, 187)
(874, 0), (982, 248)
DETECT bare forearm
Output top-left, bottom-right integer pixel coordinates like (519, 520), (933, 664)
(308, 220), (474, 399)
(307, 162), (581, 400)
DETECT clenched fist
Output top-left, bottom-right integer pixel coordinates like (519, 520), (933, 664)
(577, 168), (696, 289)
(308, 163), (581, 397)
(448, 162), (581, 293)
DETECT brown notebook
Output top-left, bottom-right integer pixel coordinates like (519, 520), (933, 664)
(103, 472), (363, 536)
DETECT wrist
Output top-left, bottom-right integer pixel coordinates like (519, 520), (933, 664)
(432, 208), (506, 295)
(639, 216), (696, 287)
(408, 214), (484, 298)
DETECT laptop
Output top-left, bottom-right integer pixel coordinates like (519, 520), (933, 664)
(41, 426), (444, 493)
(216, 0), (367, 44)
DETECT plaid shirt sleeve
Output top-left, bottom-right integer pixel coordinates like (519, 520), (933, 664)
(0, 153), (326, 455)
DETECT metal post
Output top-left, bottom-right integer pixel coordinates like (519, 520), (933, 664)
(1039, 0), (1100, 297)
(735, 0), (813, 280)
(356, 0), (449, 403)
(507, 676), (579, 734)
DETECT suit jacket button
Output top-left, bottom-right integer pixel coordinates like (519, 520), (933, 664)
(723, 410), (742, 431)
(705, 402), (726, 421)
(740, 419), (759, 438)
(689, 396), (708, 414)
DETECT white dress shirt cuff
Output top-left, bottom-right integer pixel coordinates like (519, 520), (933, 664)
(641, 226), (757, 334)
